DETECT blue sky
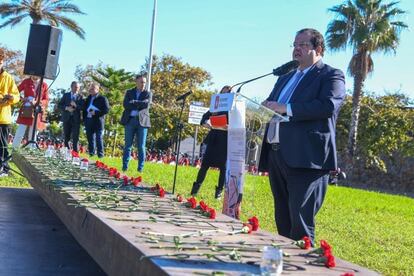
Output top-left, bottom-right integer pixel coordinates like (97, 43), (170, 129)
(1, 0), (413, 100)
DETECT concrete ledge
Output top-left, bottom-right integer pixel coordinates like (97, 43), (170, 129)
(13, 151), (379, 276)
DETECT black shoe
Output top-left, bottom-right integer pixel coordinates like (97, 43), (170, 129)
(215, 186), (223, 199)
(191, 182), (201, 196)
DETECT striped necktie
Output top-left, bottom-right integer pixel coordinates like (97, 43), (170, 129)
(278, 71), (304, 104)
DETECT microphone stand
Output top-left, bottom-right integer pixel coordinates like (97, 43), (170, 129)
(230, 71), (273, 94)
(172, 96), (188, 194)
(23, 76), (44, 149)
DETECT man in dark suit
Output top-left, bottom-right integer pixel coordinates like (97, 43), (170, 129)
(258, 28), (345, 244)
(120, 74), (151, 172)
(58, 81), (84, 152)
(83, 82), (110, 158)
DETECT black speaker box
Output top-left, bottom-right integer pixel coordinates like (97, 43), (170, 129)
(23, 24), (62, 80)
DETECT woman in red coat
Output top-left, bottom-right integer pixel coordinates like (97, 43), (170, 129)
(12, 76), (49, 148)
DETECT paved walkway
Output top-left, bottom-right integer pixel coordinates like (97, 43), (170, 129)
(0, 187), (105, 276)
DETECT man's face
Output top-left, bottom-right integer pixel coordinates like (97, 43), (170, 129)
(292, 32), (318, 68)
(89, 84), (99, 96)
(136, 77), (147, 91)
(71, 82), (80, 93)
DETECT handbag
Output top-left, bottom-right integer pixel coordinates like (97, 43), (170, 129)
(20, 105), (34, 119)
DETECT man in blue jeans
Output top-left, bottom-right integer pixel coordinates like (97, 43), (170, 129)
(120, 74), (151, 172)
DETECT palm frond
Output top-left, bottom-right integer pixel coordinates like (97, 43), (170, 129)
(0, 14), (28, 28)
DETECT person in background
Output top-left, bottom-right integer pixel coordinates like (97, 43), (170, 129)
(258, 28), (345, 244)
(12, 75), (49, 148)
(58, 81), (84, 152)
(120, 74), (151, 172)
(83, 82), (109, 158)
(0, 49), (20, 176)
(190, 85), (231, 199)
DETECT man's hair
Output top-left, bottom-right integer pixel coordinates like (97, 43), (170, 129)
(297, 28), (325, 56)
(0, 49), (5, 61)
(71, 81), (78, 86)
(135, 73), (147, 80)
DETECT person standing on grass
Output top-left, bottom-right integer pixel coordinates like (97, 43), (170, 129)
(190, 85), (231, 199)
(12, 75), (49, 148)
(120, 74), (151, 173)
(83, 82), (110, 158)
(0, 49), (20, 176)
(58, 81), (84, 152)
(258, 28), (345, 244)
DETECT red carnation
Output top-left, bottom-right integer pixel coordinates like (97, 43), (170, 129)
(115, 172), (121, 179)
(71, 151), (79, 158)
(242, 223), (253, 234)
(123, 176), (129, 185)
(158, 188), (165, 198)
(199, 200), (209, 212)
(81, 158), (89, 162)
(248, 216), (259, 231)
(208, 208), (216, 219)
(174, 194), (182, 202)
(186, 197), (197, 209)
(320, 240), (332, 256)
(324, 253), (336, 268)
(341, 273), (354, 276)
(132, 178), (141, 187)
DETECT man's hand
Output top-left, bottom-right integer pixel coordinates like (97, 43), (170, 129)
(263, 100), (287, 114)
(70, 100), (77, 108)
(66, 106), (75, 112)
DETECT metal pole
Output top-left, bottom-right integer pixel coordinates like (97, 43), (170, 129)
(146, 0), (157, 92)
(192, 126), (198, 165)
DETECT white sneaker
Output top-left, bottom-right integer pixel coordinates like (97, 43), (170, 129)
(0, 172), (9, 177)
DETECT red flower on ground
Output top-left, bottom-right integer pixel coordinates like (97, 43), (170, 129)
(123, 176), (129, 185)
(248, 216), (259, 231)
(295, 236), (312, 249)
(242, 223), (253, 234)
(81, 158), (89, 162)
(320, 240), (332, 256)
(115, 172), (121, 179)
(176, 194), (183, 202)
(132, 177), (141, 187)
(341, 273), (355, 276)
(199, 200), (209, 212)
(324, 253), (336, 268)
(185, 197), (197, 209)
(208, 208), (216, 219)
(71, 151), (79, 158)
(158, 188), (165, 198)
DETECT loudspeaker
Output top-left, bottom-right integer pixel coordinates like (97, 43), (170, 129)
(24, 24), (62, 80)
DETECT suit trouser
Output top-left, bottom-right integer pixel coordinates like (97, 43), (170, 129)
(85, 119), (104, 158)
(267, 145), (329, 243)
(63, 120), (80, 152)
(0, 125), (10, 172)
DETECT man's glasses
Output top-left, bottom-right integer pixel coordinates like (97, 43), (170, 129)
(291, 42), (312, 48)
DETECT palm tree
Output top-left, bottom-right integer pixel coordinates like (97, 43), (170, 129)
(0, 0), (86, 39)
(326, 0), (407, 158)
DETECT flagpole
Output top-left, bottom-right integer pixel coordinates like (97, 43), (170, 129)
(146, 0), (157, 92)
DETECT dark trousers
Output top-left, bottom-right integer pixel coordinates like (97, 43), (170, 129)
(268, 147), (329, 243)
(63, 120), (80, 152)
(0, 125), (9, 172)
(85, 119), (104, 158)
(196, 164), (226, 190)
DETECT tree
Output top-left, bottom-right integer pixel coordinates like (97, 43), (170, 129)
(0, 0), (86, 39)
(0, 44), (24, 83)
(326, 0), (408, 158)
(143, 54), (213, 149)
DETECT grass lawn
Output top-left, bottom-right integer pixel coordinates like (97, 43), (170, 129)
(2, 156), (413, 275)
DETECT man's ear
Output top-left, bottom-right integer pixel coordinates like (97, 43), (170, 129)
(315, 45), (323, 56)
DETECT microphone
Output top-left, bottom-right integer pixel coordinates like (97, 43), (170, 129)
(176, 91), (192, 102)
(272, 60), (300, 76)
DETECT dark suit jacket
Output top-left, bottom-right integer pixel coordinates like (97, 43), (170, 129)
(258, 60), (345, 171)
(58, 92), (84, 124)
(83, 94), (110, 130)
(120, 88), (151, 128)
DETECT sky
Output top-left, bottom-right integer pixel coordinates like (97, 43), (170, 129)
(1, 0), (413, 101)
